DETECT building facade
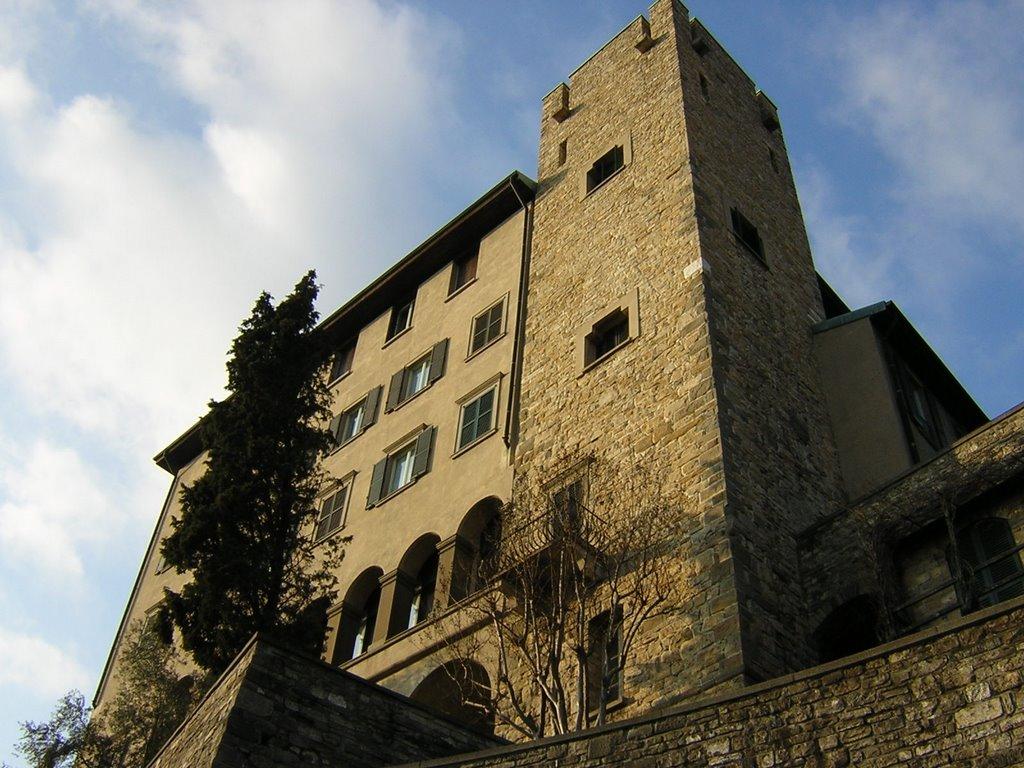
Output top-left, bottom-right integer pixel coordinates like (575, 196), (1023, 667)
(96, 0), (1024, 756)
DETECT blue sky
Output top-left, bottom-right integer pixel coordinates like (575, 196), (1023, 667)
(0, 0), (1021, 762)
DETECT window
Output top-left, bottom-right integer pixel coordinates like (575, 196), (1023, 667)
(730, 208), (765, 263)
(353, 586), (380, 657)
(587, 609), (623, 711)
(387, 298), (415, 341)
(558, 139), (568, 166)
(699, 72), (710, 101)
(367, 427), (436, 507)
(585, 309), (630, 366)
(402, 355), (431, 401)
(551, 479), (584, 539)
(329, 386), (381, 448)
(769, 147), (779, 173)
(458, 386), (497, 451)
(956, 518), (1024, 609)
(449, 251), (478, 295)
(315, 484), (350, 541)
(586, 145), (625, 193)
(470, 300), (504, 355)
(385, 340), (448, 412)
(329, 341), (356, 382)
(408, 551), (438, 629)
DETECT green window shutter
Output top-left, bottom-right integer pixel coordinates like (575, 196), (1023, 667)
(412, 427), (435, 478)
(429, 339), (449, 383)
(328, 414), (343, 445)
(363, 386), (382, 427)
(367, 458), (387, 508)
(385, 369), (405, 412)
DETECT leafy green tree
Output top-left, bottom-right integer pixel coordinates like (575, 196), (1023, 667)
(159, 271), (342, 674)
(12, 623), (197, 768)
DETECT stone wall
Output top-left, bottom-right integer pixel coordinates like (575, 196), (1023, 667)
(148, 637), (500, 768)
(800, 403), (1024, 641)
(391, 596), (1024, 768)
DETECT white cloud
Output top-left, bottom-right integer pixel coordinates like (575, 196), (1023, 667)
(0, 440), (119, 579)
(0, 627), (90, 698)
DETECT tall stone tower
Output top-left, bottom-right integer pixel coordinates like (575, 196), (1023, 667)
(515, 0), (844, 702)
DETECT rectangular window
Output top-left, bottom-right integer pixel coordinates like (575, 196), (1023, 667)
(458, 386), (497, 451)
(367, 428), (436, 507)
(585, 309), (630, 366)
(449, 251), (478, 295)
(470, 300), (504, 355)
(315, 485), (350, 541)
(730, 208), (765, 263)
(329, 386), (381, 448)
(385, 443), (416, 496)
(385, 340), (448, 412)
(402, 355), (431, 401)
(329, 341), (356, 382)
(586, 145), (624, 193)
(387, 298), (415, 341)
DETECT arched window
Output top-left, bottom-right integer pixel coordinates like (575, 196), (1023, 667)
(334, 567), (383, 663)
(353, 585), (380, 657)
(408, 550), (438, 629)
(456, 498), (503, 599)
(954, 517), (1024, 609)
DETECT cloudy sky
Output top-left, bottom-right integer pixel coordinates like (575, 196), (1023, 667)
(0, 0), (1022, 760)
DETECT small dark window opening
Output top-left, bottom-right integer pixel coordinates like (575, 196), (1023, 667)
(586, 309), (630, 365)
(329, 342), (355, 381)
(551, 479), (584, 540)
(558, 139), (568, 166)
(814, 596), (879, 663)
(387, 298), (414, 340)
(730, 208), (765, 263)
(586, 146), (624, 193)
(587, 608), (623, 711)
(449, 251), (478, 295)
(769, 147), (779, 173)
(955, 517), (1024, 609)
(699, 73), (710, 101)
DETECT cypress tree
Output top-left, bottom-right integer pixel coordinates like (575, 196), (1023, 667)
(159, 271), (341, 674)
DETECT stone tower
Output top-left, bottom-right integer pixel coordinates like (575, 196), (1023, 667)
(515, 0), (845, 701)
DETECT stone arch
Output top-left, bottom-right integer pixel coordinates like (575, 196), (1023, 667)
(335, 566), (383, 663)
(410, 659), (494, 735)
(452, 497), (504, 599)
(390, 533), (441, 636)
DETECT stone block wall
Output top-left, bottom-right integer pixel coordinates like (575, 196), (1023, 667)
(800, 404), (1024, 642)
(148, 637), (500, 768)
(391, 596), (1024, 768)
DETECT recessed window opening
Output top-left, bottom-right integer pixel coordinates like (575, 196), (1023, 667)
(955, 517), (1024, 609)
(471, 300), (504, 355)
(558, 139), (568, 166)
(586, 145), (624, 193)
(458, 386), (497, 451)
(353, 585), (380, 657)
(315, 485), (349, 541)
(329, 342), (356, 381)
(387, 298), (414, 340)
(402, 355), (431, 401)
(769, 147), (779, 173)
(699, 72), (710, 101)
(586, 309), (630, 365)
(385, 442), (417, 496)
(730, 207), (765, 263)
(449, 251), (478, 295)
(587, 608), (623, 710)
(408, 551), (439, 628)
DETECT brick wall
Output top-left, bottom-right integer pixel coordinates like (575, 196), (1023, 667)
(392, 596), (1024, 768)
(148, 637), (500, 768)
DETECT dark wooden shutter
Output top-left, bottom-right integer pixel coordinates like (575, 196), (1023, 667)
(429, 339), (449, 383)
(328, 414), (343, 445)
(412, 427), (435, 478)
(363, 386), (382, 428)
(385, 369), (405, 412)
(367, 458), (388, 508)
